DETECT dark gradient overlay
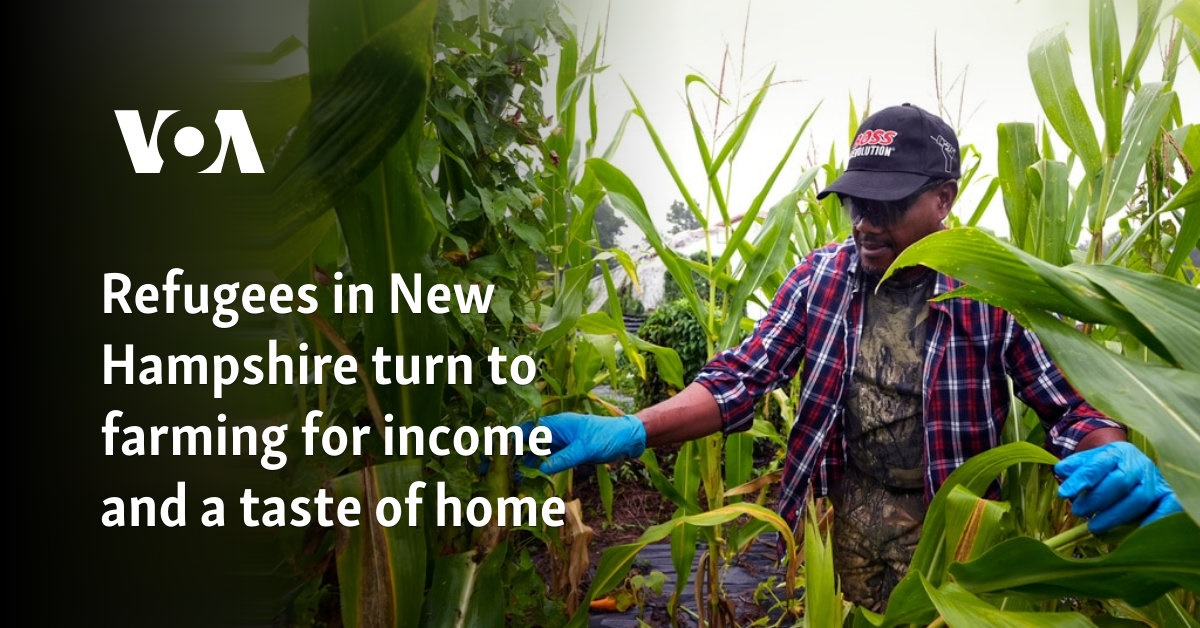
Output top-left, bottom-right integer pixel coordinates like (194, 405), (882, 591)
(18, 2), (302, 625)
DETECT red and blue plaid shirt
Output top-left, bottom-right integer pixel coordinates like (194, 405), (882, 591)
(694, 237), (1122, 532)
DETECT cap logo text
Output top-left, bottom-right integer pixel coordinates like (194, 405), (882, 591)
(849, 129), (898, 159)
(852, 129), (898, 148)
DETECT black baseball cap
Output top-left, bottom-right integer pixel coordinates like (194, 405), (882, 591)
(817, 103), (961, 202)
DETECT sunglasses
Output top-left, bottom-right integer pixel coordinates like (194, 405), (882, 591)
(844, 197), (910, 228)
(841, 179), (948, 228)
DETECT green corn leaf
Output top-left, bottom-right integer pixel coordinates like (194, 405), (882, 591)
(747, 417), (786, 447)
(1042, 122), (1059, 161)
(1091, 0), (1125, 154)
(708, 68), (776, 177)
(1185, 27), (1200, 78)
(943, 486), (1013, 563)
(669, 511), (699, 612)
(423, 543), (508, 628)
(1123, 0), (1164, 86)
(309, 0), (445, 437)
(848, 95), (861, 146)
(1113, 169), (1200, 277)
(552, 32), (579, 163)
(230, 3), (436, 278)
(683, 74), (719, 199)
(587, 158), (707, 322)
(1028, 26), (1103, 175)
(536, 264), (593, 349)
(950, 513), (1200, 606)
(804, 496), (842, 628)
(582, 332), (618, 389)
(565, 172), (605, 266)
(674, 440), (702, 502)
(886, 228), (1170, 364)
(596, 463), (614, 525)
(713, 108), (817, 301)
(854, 576), (937, 628)
(1096, 82), (1175, 224)
(1173, 124), (1199, 179)
(575, 310), (685, 389)
(570, 338), (606, 399)
(228, 72), (310, 152)
(1067, 172), (1092, 250)
(730, 518), (774, 554)
(1108, 592), (1200, 628)
(718, 184), (802, 347)
(921, 577), (1094, 628)
(1174, 0), (1200, 42)
(625, 83), (705, 228)
(636, 447), (700, 514)
(723, 432), (754, 501)
(697, 433), (724, 513)
(686, 71), (729, 228)
(966, 178), (1001, 228)
(1069, 264), (1200, 371)
(997, 122), (1040, 250)
(609, 248), (642, 294)
(629, 335), (685, 390)
(894, 225), (1200, 369)
(1165, 203), (1198, 279)
(330, 461), (427, 628)
(305, 7), (441, 626)
(1031, 159), (1071, 264)
(600, 109), (634, 162)
(886, 228), (1065, 312)
(583, 35), (602, 159)
(541, 33), (580, 268)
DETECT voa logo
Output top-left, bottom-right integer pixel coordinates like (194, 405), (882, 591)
(114, 110), (264, 174)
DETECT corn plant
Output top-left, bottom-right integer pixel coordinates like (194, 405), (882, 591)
(231, 0), (647, 624)
(853, 440), (1199, 627)
(573, 57), (821, 624)
(992, 0), (1198, 519)
(228, 0), (445, 624)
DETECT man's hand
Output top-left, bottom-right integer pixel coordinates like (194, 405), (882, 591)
(525, 413), (646, 475)
(1055, 441), (1183, 533)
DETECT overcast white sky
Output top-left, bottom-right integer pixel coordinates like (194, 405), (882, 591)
(240, 0), (1196, 241)
(559, 0), (1198, 240)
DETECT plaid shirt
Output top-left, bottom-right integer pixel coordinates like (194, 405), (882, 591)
(694, 237), (1122, 532)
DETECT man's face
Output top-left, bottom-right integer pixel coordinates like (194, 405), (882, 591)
(847, 181), (957, 277)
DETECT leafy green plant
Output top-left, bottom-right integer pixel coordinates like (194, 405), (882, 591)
(634, 298), (709, 408)
(596, 569), (667, 619)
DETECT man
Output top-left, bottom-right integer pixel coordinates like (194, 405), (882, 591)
(533, 103), (1181, 610)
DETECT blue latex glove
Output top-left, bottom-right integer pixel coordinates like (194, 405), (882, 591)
(1055, 441), (1183, 534)
(524, 412), (646, 475)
